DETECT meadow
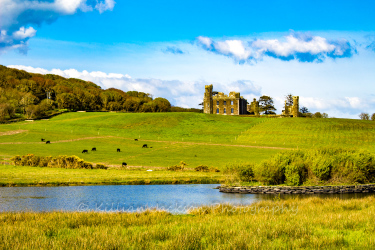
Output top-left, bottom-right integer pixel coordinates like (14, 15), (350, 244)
(0, 112), (374, 185)
(1, 196), (374, 249)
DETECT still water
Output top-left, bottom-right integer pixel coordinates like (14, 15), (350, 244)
(0, 184), (373, 213)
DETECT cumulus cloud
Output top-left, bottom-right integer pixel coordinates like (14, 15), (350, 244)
(196, 33), (356, 63)
(299, 96), (375, 117)
(8, 65), (262, 108)
(162, 46), (185, 54)
(0, 0), (115, 54)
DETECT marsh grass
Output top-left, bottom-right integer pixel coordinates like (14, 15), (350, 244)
(1, 197), (375, 249)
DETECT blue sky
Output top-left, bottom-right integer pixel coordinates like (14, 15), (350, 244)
(1, 0), (375, 118)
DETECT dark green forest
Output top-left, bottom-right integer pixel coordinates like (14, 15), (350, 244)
(0, 65), (198, 122)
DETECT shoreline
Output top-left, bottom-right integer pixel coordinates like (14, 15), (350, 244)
(220, 184), (375, 194)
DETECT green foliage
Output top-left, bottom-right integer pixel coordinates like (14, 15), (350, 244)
(195, 165), (209, 172)
(0, 65), (176, 122)
(224, 162), (255, 182)
(254, 148), (375, 185)
(258, 95), (276, 115)
(359, 113), (370, 120)
(11, 154), (97, 169)
(95, 164), (108, 169)
(167, 161), (187, 171)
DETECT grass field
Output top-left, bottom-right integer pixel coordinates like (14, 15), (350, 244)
(1, 196), (374, 249)
(0, 165), (224, 186)
(0, 112), (374, 185)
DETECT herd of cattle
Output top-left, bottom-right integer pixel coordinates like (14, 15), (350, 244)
(42, 138), (151, 168)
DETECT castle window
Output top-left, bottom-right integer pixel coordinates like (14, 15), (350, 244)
(224, 108), (226, 114)
(216, 108), (219, 114)
(217, 101), (219, 105)
(231, 101), (233, 105)
(224, 101), (227, 105)
(231, 108), (234, 113)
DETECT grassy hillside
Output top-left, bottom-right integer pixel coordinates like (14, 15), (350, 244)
(0, 112), (374, 171)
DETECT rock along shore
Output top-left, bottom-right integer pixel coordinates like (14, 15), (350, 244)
(219, 184), (375, 194)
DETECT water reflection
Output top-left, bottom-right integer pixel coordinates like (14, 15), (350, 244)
(0, 184), (373, 213)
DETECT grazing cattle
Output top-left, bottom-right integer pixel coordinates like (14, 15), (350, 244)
(134, 139), (138, 141)
(41, 138), (45, 142)
(117, 148), (121, 152)
(91, 147), (96, 151)
(142, 144), (148, 148)
(82, 149), (88, 153)
(122, 162), (127, 167)
(46, 141), (50, 144)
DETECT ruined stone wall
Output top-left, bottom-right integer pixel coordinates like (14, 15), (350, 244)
(247, 98), (260, 115)
(212, 95), (240, 115)
(203, 85), (213, 114)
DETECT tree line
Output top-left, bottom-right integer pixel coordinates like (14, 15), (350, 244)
(0, 65), (178, 121)
(256, 94), (328, 118)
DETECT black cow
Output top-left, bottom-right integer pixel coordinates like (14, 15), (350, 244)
(142, 144), (148, 148)
(134, 139), (138, 141)
(117, 148), (121, 152)
(41, 138), (45, 142)
(82, 149), (88, 153)
(46, 141), (50, 144)
(91, 147), (96, 151)
(122, 162), (127, 167)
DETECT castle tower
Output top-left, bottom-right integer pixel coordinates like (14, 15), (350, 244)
(292, 96), (299, 117)
(252, 98), (260, 115)
(203, 85), (213, 114)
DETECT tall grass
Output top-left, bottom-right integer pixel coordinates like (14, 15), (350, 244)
(1, 197), (375, 249)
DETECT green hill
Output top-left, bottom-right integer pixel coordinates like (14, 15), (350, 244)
(0, 112), (374, 170)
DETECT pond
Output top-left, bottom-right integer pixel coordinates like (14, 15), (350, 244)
(0, 184), (373, 213)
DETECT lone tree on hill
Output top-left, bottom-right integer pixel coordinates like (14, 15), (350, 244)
(359, 113), (370, 120)
(259, 95), (276, 114)
(285, 93), (294, 106)
(372, 113), (375, 121)
(300, 106), (309, 113)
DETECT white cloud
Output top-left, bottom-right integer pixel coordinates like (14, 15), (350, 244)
(0, 0), (116, 53)
(12, 27), (37, 40)
(196, 33), (355, 63)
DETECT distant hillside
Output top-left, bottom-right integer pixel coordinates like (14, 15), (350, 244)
(0, 65), (190, 121)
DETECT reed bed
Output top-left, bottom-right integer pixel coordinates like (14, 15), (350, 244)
(1, 197), (375, 249)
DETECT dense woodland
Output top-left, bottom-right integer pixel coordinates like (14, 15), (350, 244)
(0, 65), (201, 122)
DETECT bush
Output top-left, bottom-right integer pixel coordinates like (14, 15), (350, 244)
(285, 161), (307, 186)
(254, 154), (290, 185)
(195, 165), (209, 172)
(372, 113), (375, 121)
(10, 154), (99, 170)
(167, 161), (187, 171)
(95, 164), (108, 169)
(224, 163), (254, 182)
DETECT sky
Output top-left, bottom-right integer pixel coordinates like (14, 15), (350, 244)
(0, 0), (375, 118)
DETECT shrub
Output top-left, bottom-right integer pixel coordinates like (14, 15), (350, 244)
(167, 161), (187, 171)
(254, 154), (290, 185)
(285, 161), (307, 186)
(10, 154), (97, 170)
(209, 167), (220, 172)
(95, 164), (108, 169)
(310, 156), (332, 181)
(224, 163), (254, 182)
(195, 165), (209, 172)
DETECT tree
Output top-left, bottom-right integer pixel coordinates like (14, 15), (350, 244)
(322, 113), (329, 118)
(313, 112), (322, 118)
(285, 93), (293, 106)
(259, 95), (276, 115)
(372, 113), (375, 121)
(359, 113), (370, 120)
(300, 106), (309, 113)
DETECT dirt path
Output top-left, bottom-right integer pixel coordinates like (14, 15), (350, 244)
(0, 134), (292, 150)
(0, 130), (28, 137)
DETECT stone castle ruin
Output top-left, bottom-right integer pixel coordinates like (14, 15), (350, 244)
(203, 85), (299, 117)
(203, 85), (248, 115)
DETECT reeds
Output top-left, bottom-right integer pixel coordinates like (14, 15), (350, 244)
(1, 197), (375, 249)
